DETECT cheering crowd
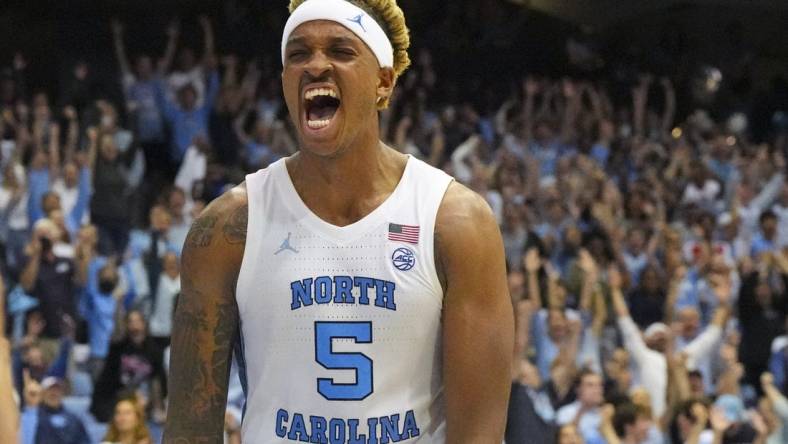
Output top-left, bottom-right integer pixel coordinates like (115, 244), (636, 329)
(1, 8), (788, 444)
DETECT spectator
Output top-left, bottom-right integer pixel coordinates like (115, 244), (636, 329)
(12, 312), (74, 406)
(147, 251), (180, 356)
(174, 134), (209, 212)
(598, 402), (653, 444)
(555, 369), (606, 444)
(111, 18), (176, 165)
(157, 16), (219, 166)
(100, 393), (152, 444)
(627, 264), (669, 329)
(760, 372), (788, 444)
(751, 211), (781, 257)
(0, 160), (28, 275)
(708, 394), (760, 444)
(79, 258), (127, 380)
(164, 187), (190, 253)
(165, 16), (215, 108)
(88, 126), (138, 256)
(20, 374), (90, 444)
(738, 258), (788, 389)
(90, 310), (166, 423)
(19, 219), (82, 340)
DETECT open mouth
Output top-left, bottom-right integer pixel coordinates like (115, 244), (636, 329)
(303, 87), (341, 130)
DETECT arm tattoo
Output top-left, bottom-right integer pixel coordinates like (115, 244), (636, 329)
(222, 204), (248, 245)
(164, 281), (238, 443)
(186, 215), (218, 248)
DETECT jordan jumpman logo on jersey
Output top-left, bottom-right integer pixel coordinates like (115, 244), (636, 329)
(275, 232), (299, 255)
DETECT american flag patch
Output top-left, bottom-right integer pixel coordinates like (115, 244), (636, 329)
(388, 223), (419, 244)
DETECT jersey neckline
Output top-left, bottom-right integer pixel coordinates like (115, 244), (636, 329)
(273, 154), (414, 245)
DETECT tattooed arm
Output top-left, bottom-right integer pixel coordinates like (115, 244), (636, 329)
(163, 184), (248, 444)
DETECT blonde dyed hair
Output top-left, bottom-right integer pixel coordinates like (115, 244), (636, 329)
(287, 0), (411, 108)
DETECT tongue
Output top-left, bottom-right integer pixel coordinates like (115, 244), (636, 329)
(308, 104), (338, 121)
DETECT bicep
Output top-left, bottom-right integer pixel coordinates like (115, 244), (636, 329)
(164, 214), (240, 440)
(440, 185), (514, 442)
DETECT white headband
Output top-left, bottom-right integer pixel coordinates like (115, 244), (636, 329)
(281, 0), (394, 68)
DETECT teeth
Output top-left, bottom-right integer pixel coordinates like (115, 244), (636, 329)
(304, 87), (338, 100)
(307, 119), (331, 129)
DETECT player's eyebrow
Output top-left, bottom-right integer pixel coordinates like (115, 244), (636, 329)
(328, 36), (358, 46)
(286, 35), (307, 47)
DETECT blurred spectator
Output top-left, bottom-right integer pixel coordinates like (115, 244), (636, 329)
(19, 219), (82, 340)
(20, 374), (90, 444)
(90, 310), (166, 423)
(555, 369), (606, 443)
(88, 125), (139, 256)
(12, 311), (74, 407)
(78, 257), (128, 380)
(738, 258), (788, 389)
(100, 393), (152, 444)
(147, 251), (180, 355)
(0, 160), (28, 275)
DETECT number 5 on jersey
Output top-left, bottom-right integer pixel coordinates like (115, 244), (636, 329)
(314, 321), (374, 400)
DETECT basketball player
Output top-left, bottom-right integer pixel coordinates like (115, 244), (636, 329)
(164, 0), (513, 442)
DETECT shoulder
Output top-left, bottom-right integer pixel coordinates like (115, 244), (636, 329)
(435, 181), (499, 246)
(434, 181), (503, 285)
(181, 183), (248, 275)
(437, 180), (495, 222)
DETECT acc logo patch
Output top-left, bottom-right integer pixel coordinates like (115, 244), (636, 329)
(392, 247), (416, 271)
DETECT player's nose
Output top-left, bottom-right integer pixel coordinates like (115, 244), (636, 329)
(303, 51), (333, 80)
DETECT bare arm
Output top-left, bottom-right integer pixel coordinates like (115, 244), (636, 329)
(427, 121), (446, 167)
(559, 79), (580, 144)
(521, 77), (537, 141)
(221, 55), (239, 89)
(158, 19), (180, 75)
(111, 19), (132, 76)
(523, 248), (542, 310)
(0, 278), (19, 442)
(598, 405), (621, 444)
(199, 15), (216, 66)
(20, 242), (41, 293)
(62, 107), (79, 162)
(761, 372), (788, 422)
(233, 107), (253, 146)
(48, 123), (61, 181)
(660, 77), (676, 139)
(163, 186), (247, 443)
(632, 75), (651, 139)
(437, 183), (514, 443)
(393, 116), (411, 153)
(513, 299), (533, 378)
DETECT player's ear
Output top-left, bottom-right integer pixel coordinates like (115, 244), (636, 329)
(376, 67), (396, 109)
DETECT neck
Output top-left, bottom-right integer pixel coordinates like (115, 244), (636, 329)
(288, 140), (407, 225)
(118, 430), (136, 443)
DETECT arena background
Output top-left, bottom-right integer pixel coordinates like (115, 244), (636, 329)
(2, 0), (788, 443)
(2, 0), (788, 132)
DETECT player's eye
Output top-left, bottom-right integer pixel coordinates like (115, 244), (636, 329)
(287, 50), (308, 62)
(332, 48), (356, 58)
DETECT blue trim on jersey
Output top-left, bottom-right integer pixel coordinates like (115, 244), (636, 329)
(234, 323), (249, 420)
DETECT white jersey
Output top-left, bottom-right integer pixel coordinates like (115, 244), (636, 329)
(235, 155), (453, 443)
